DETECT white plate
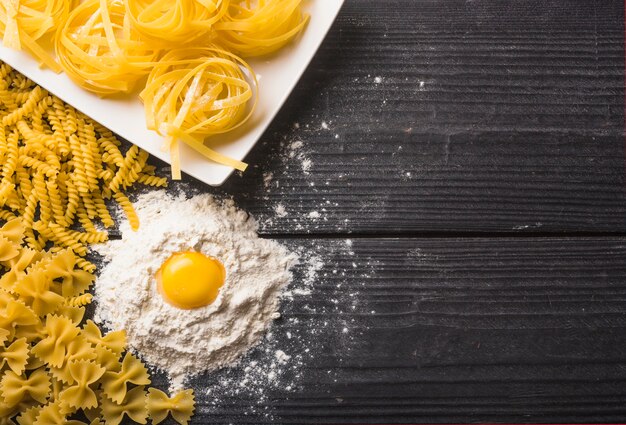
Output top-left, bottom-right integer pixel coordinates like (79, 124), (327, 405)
(0, 0), (344, 186)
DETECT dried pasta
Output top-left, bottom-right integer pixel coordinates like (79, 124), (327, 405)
(0, 368), (50, 407)
(0, 219), (195, 423)
(93, 345), (119, 373)
(31, 315), (81, 367)
(125, 0), (227, 44)
(140, 47), (255, 179)
(65, 293), (94, 307)
(112, 191), (139, 231)
(0, 337), (28, 375)
(55, 0), (159, 94)
(46, 250), (94, 297)
(16, 405), (42, 425)
(101, 352), (150, 403)
(1, 0), (311, 178)
(53, 304), (86, 327)
(214, 0), (310, 57)
(0, 63), (168, 262)
(59, 360), (106, 409)
(99, 386), (148, 425)
(81, 320), (126, 356)
(147, 388), (195, 425)
(14, 271), (66, 316)
(32, 401), (66, 424)
(0, 0), (70, 72)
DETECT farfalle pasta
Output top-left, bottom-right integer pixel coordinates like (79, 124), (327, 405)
(147, 388), (195, 425)
(59, 360), (106, 409)
(0, 248), (39, 293)
(101, 352), (150, 403)
(16, 405), (42, 425)
(14, 270), (65, 316)
(32, 401), (66, 424)
(0, 337), (28, 374)
(99, 386), (148, 425)
(65, 337), (97, 364)
(47, 333), (95, 385)
(0, 235), (19, 262)
(93, 346), (119, 373)
(0, 328), (10, 346)
(0, 368), (50, 407)
(53, 304), (86, 326)
(0, 219), (24, 242)
(81, 320), (126, 356)
(0, 218), (194, 424)
(31, 315), (81, 367)
(0, 298), (38, 340)
(45, 250), (94, 297)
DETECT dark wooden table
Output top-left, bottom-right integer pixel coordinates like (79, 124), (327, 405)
(147, 1), (626, 423)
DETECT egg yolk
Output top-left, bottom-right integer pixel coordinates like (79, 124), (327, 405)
(156, 252), (225, 309)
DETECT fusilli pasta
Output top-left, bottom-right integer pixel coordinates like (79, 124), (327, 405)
(0, 62), (168, 260)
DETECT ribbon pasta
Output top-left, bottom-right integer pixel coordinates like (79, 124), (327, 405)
(1, 0), (310, 177)
(140, 47), (256, 179)
(55, 0), (159, 94)
(0, 0), (71, 72)
(215, 0), (310, 57)
(125, 0), (227, 44)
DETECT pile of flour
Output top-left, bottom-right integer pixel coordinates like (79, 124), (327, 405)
(93, 190), (297, 390)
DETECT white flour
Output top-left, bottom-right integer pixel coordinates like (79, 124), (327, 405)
(93, 190), (297, 390)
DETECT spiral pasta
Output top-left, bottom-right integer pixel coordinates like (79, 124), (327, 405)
(140, 47), (255, 179)
(112, 191), (139, 231)
(137, 173), (167, 187)
(0, 63), (168, 264)
(65, 293), (93, 307)
(55, 0), (160, 94)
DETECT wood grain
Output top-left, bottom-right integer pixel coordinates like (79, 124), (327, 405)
(168, 237), (626, 424)
(173, 0), (626, 234)
(87, 0), (626, 423)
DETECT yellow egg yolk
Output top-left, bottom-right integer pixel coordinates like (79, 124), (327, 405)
(156, 252), (225, 310)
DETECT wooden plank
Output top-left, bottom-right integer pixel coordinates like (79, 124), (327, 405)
(165, 236), (626, 424)
(167, 0), (626, 234)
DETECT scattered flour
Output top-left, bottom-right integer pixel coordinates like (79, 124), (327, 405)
(94, 190), (297, 390)
(283, 250), (322, 298)
(288, 140), (304, 157)
(263, 171), (273, 189)
(274, 350), (291, 364)
(274, 203), (287, 217)
(286, 138), (312, 175)
(301, 158), (312, 173)
(193, 242), (337, 420)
